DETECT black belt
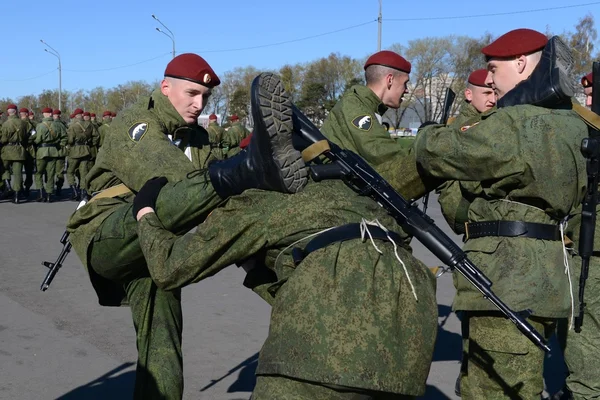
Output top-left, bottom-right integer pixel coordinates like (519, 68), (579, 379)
(6, 142), (21, 146)
(464, 221), (562, 241)
(39, 143), (58, 148)
(292, 223), (403, 266)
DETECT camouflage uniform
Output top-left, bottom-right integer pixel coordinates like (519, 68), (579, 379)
(322, 81), (588, 398)
(0, 115), (28, 192)
(66, 118), (93, 190)
(54, 119), (68, 194)
(98, 120), (111, 147)
(34, 117), (61, 195)
(222, 120), (250, 158)
(67, 89), (219, 400)
(135, 181), (438, 398)
(414, 105), (587, 400)
(206, 120), (225, 160)
(22, 118), (36, 195)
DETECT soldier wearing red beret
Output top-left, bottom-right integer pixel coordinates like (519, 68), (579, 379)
(66, 108), (93, 200)
(321, 49), (415, 164)
(66, 53), (306, 399)
(447, 69), (496, 128)
(18, 108), (36, 198)
(98, 111), (113, 148)
(222, 114), (250, 158)
(82, 112), (100, 168)
(33, 107), (61, 202)
(1, 104), (28, 203)
(206, 113), (225, 159)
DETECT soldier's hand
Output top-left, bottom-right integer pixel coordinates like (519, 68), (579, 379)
(133, 177), (168, 221)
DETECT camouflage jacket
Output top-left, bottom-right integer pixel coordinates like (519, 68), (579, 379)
(222, 122), (250, 148)
(0, 116), (27, 161)
(416, 104), (587, 316)
(34, 117), (61, 159)
(137, 180), (437, 395)
(67, 119), (93, 159)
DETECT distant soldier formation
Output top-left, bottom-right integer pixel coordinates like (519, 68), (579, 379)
(0, 105), (249, 204)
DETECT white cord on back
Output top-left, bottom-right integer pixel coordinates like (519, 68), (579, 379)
(360, 218), (418, 301)
(560, 218), (575, 330)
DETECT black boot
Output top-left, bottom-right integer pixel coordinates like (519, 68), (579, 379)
(497, 36), (575, 109)
(0, 179), (13, 200)
(46, 192), (52, 203)
(36, 188), (45, 202)
(13, 190), (21, 204)
(70, 185), (80, 201)
(208, 73), (307, 198)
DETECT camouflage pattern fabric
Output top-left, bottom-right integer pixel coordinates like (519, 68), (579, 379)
(222, 121), (250, 158)
(136, 181), (438, 396)
(66, 119), (93, 189)
(1, 115), (28, 190)
(33, 117), (61, 193)
(206, 121), (224, 160)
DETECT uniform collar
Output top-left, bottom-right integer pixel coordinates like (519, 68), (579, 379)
(352, 85), (388, 116)
(149, 88), (189, 133)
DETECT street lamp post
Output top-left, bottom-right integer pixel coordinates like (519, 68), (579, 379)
(40, 39), (62, 111)
(152, 14), (176, 59)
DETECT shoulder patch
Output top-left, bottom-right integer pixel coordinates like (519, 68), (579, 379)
(351, 114), (373, 131)
(128, 122), (148, 142)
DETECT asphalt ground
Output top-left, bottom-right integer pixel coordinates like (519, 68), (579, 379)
(0, 188), (567, 399)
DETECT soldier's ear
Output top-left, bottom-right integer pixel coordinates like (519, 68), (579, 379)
(160, 78), (171, 96)
(465, 88), (473, 102)
(515, 55), (527, 74)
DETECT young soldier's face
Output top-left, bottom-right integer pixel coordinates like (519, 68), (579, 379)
(384, 72), (409, 109)
(162, 78), (212, 124)
(465, 85), (496, 113)
(584, 86), (593, 108)
(485, 58), (525, 99)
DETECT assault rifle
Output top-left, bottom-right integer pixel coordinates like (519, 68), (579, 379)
(422, 88), (455, 214)
(40, 198), (88, 291)
(292, 104), (551, 353)
(575, 61), (600, 332)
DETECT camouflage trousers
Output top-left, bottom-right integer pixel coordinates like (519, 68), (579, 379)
(564, 257), (600, 399)
(251, 375), (415, 400)
(35, 158), (56, 194)
(87, 173), (220, 400)
(460, 312), (557, 400)
(2, 160), (24, 191)
(66, 156), (90, 189)
(55, 158), (65, 192)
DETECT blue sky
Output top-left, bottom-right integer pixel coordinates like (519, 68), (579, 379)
(1, 0), (599, 101)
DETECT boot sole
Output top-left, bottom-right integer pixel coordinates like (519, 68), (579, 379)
(253, 73), (307, 193)
(551, 36), (575, 98)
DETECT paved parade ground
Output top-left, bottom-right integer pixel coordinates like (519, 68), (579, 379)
(0, 191), (566, 399)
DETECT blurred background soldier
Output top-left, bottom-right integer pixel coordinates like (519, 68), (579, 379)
(66, 108), (92, 200)
(448, 68), (496, 127)
(582, 72), (593, 108)
(34, 107), (60, 202)
(52, 109), (68, 196)
(1, 104), (28, 203)
(98, 110), (112, 147)
(206, 113), (224, 160)
(222, 114), (250, 158)
(19, 108), (36, 199)
(83, 111), (100, 169)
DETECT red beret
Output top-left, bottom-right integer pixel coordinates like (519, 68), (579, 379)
(52, 109), (61, 115)
(230, 114), (239, 121)
(467, 69), (489, 87)
(42, 107), (53, 113)
(83, 111), (91, 117)
(19, 107), (29, 114)
(364, 50), (411, 73)
(482, 28), (547, 59)
(582, 72), (593, 88)
(69, 114), (75, 119)
(7, 104), (17, 111)
(102, 110), (112, 117)
(240, 133), (252, 149)
(73, 108), (84, 116)
(208, 113), (217, 121)
(28, 111), (34, 116)
(164, 53), (220, 88)
(111, 112), (117, 117)
(90, 113), (96, 117)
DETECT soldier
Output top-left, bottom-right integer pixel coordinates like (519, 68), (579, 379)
(66, 108), (93, 200)
(222, 114), (250, 158)
(1, 104), (28, 203)
(33, 107), (61, 202)
(322, 50), (413, 164)
(131, 175), (438, 397)
(52, 109), (68, 196)
(65, 59), (306, 399)
(19, 108), (36, 198)
(83, 111), (100, 169)
(448, 68), (496, 128)
(98, 110), (112, 147)
(90, 112), (100, 129)
(316, 29), (587, 399)
(206, 113), (224, 159)
(111, 111), (117, 119)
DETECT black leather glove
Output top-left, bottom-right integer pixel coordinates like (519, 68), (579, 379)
(419, 121), (438, 129)
(132, 177), (168, 219)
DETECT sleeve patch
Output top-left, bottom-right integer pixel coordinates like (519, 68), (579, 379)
(128, 122), (148, 142)
(351, 115), (373, 131)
